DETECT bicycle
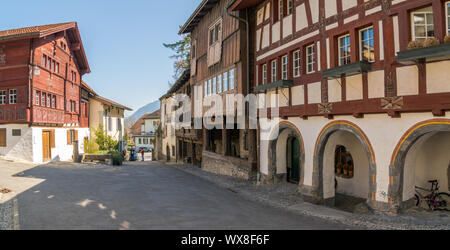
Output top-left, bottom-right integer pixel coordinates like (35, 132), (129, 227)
(414, 180), (450, 212)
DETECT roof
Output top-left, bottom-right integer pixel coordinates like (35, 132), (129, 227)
(142, 110), (161, 120)
(0, 22), (91, 75)
(179, 0), (220, 34)
(81, 81), (97, 96)
(94, 95), (133, 111)
(160, 69), (191, 100)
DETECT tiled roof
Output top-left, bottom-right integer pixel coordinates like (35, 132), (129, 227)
(0, 22), (76, 40)
(95, 95), (133, 111)
(142, 110), (160, 119)
(160, 69), (190, 100)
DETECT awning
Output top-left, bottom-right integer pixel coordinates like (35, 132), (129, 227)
(322, 61), (372, 79)
(397, 43), (450, 65)
(253, 80), (293, 93)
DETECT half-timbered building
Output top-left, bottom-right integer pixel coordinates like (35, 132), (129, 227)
(0, 23), (91, 163)
(231, 0), (450, 213)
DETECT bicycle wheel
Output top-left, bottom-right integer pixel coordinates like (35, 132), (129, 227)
(435, 193), (450, 211)
(414, 194), (421, 207)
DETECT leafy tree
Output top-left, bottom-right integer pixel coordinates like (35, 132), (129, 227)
(163, 28), (191, 85)
(94, 125), (119, 151)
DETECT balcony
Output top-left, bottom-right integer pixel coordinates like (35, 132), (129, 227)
(397, 43), (450, 65)
(322, 61), (372, 79)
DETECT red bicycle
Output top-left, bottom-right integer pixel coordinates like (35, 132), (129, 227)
(415, 180), (450, 211)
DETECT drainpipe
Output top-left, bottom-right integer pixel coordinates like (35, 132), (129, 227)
(226, 1), (250, 96)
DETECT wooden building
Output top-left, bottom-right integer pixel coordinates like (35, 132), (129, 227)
(180, 0), (258, 179)
(0, 22), (92, 163)
(230, 0), (450, 213)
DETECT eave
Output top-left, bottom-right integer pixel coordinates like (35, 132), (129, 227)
(397, 43), (450, 65)
(229, 0), (264, 11)
(322, 61), (372, 80)
(179, 0), (220, 34)
(253, 80), (293, 93)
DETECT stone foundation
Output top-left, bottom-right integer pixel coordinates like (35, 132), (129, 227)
(0, 198), (19, 230)
(201, 151), (255, 180)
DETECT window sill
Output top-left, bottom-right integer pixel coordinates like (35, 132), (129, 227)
(397, 43), (450, 65)
(322, 61), (372, 79)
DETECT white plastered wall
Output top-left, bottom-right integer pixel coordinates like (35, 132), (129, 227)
(259, 112), (450, 203)
(0, 124), (33, 162)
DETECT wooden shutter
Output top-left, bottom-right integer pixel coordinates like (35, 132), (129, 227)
(75, 130), (78, 141)
(0, 128), (6, 147)
(50, 130), (55, 148)
(67, 130), (71, 145)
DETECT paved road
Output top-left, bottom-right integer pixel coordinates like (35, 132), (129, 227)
(17, 162), (355, 230)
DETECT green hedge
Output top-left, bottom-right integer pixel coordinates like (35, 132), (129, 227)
(109, 151), (124, 166)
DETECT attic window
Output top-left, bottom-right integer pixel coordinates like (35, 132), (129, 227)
(209, 21), (222, 46)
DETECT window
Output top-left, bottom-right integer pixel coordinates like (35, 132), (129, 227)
(335, 146), (354, 179)
(71, 101), (75, 112)
(288, 0), (293, 15)
(281, 55), (288, 80)
(293, 50), (301, 77)
(271, 60), (277, 82)
(217, 75), (222, 93)
(446, 1), (450, 34)
(279, 0), (283, 20)
(52, 95), (56, 109)
(212, 77), (217, 95)
(360, 27), (375, 62)
(208, 79), (212, 96)
(411, 6), (434, 41)
(209, 21), (222, 46)
(118, 118), (122, 131)
(306, 44), (315, 74)
(9, 89), (17, 104)
(47, 57), (51, 69)
(262, 64), (268, 85)
(0, 90), (6, 105)
(223, 72), (228, 91)
(12, 129), (21, 136)
(108, 117), (112, 131)
(204, 81), (208, 97)
(229, 69), (235, 90)
(42, 55), (47, 67)
(67, 129), (77, 145)
(51, 60), (55, 72)
(56, 62), (60, 74)
(41, 92), (46, 107)
(35, 91), (40, 106)
(338, 34), (351, 66)
(46, 94), (51, 108)
(139, 138), (142, 144)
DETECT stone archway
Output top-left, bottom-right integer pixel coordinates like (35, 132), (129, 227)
(389, 119), (450, 212)
(310, 121), (377, 208)
(266, 121), (305, 185)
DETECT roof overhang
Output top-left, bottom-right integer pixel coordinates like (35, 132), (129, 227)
(253, 80), (293, 93)
(229, 0), (265, 11)
(179, 0), (220, 34)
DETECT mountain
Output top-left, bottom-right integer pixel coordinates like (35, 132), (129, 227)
(125, 101), (160, 129)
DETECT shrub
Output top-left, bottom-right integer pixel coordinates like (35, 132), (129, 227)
(423, 37), (440, 47)
(109, 151), (124, 166)
(407, 40), (424, 50)
(444, 34), (450, 44)
(84, 137), (99, 154)
(95, 125), (119, 151)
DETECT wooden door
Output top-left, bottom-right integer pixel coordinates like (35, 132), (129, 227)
(42, 131), (51, 162)
(290, 138), (301, 183)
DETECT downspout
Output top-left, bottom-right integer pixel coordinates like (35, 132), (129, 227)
(226, 1), (250, 96)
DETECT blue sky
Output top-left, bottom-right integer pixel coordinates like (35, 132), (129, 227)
(0, 0), (203, 115)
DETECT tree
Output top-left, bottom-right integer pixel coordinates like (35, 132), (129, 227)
(163, 28), (191, 85)
(94, 125), (119, 151)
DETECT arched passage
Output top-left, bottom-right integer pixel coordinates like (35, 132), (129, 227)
(312, 121), (377, 208)
(389, 119), (450, 211)
(267, 121), (305, 184)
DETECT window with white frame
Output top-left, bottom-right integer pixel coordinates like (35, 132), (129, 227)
(360, 27), (375, 62)
(208, 79), (212, 96)
(41, 92), (46, 107)
(282, 55), (288, 80)
(411, 6), (434, 41)
(204, 81), (207, 97)
(279, 0), (283, 20)
(262, 64), (267, 85)
(0, 90), (6, 105)
(446, 1), (450, 34)
(306, 44), (315, 74)
(217, 75), (222, 93)
(212, 77), (217, 95)
(288, 0), (293, 15)
(35, 91), (40, 106)
(46, 94), (51, 108)
(338, 34), (351, 66)
(229, 69), (235, 90)
(9, 89), (17, 104)
(223, 72), (228, 91)
(293, 50), (301, 77)
(271, 60), (277, 82)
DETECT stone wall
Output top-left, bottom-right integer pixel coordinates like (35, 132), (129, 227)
(201, 151), (255, 180)
(0, 198), (19, 230)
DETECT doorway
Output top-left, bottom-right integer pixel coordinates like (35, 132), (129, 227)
(287, 137), (300, 183)
(42, 131), (52, 162)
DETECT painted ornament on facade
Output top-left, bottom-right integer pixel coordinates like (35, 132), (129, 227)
(0, 45), (6, 66)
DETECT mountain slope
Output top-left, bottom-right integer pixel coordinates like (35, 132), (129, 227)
(125, 101), (160, 128)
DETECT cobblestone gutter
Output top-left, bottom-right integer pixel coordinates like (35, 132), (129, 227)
(0, 197), (19, 230)
(168, 163), (450, 230)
